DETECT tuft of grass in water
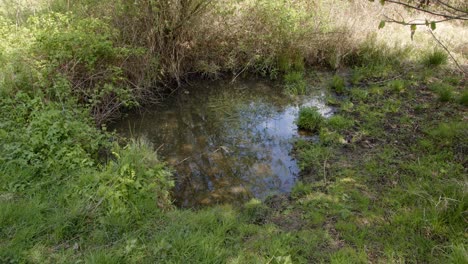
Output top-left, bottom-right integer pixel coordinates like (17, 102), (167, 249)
(329, 75), (346, 94)
(422, 49), (448, 67)
(284, 71), (307, 95)
(296, 107), (324, 132)
(429, 82), (454, 102)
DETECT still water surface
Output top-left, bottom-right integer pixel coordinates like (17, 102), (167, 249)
(113, 79), (332, 207)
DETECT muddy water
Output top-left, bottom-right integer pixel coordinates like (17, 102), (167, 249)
(113, 79), (332, 208)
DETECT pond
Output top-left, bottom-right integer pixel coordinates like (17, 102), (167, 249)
(112, 79), (332, 208)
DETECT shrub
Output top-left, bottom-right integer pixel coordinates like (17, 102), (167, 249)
(297, 107), (324, 132)
(95, 138), (174, 217)
(422, 49), (448, 67)
(0, 92), (105, 181)
(329, 75), (345, 94)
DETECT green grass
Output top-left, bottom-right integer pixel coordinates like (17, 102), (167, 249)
(429, 82), (455, 102)
(329, 75), (346, 94)
(422, 49), (448, 67)
(459, 90), (468, 106)
(296, 107), (324, 131)
(284, 71), (307, 95)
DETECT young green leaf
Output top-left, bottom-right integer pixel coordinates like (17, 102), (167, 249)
(430, 21), (436, 30)
(410, 24), (416, 40)
(378, 21), (386, 29)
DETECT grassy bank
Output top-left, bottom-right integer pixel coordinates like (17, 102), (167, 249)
(1, 0), (467, 263)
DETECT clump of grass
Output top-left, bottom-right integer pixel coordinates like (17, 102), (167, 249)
(458, 90), (468, 106)
(388, 79), (406, 93)
(242, 199), (270, 224)
(291, 181), (313, 199)
(297, 107), (324, 132)
(284, 71), (307, 95)
(329, 75), (345, 94)
(319, 128), (345, 145)
(429, 82), (454, 102)
(326, 115), (354, 131)
(422, 49), (448, 67)
(350, 88), (368, 101)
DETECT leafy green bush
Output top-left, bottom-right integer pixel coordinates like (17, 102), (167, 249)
(95, 139), (174, 217)
(297, 107), (324, 131)
(0, 92), (104, 183)
(422, 49), (448, 67)
(329, 75), (345, 94)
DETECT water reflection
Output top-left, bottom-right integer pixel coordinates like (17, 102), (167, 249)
(113, 79), (332, 207)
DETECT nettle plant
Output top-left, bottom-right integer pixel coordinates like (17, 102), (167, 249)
(28, 13), (139, 124)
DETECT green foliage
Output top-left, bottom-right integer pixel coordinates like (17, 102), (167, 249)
(422, 49), (448, 67)
(95, 139), (174, 217)
(329, 75), (346, 94)
(0, 93), (104, 182)
(296, 107), (324, 131)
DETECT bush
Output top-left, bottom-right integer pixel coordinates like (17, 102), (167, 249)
(297, 107), (324, 132)
(0, 92), (105, 182)
(422, 49), (448, 67)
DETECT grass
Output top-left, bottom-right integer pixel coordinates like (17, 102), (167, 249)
(293, 62), (467, 262)
(429, 82), (455, 102)
(422, 49), (449, 67)
(329, 75), (346, 94)
(296, 107), (324, 132)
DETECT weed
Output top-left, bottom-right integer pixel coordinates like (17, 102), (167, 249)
(296, 107), (324, 132)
